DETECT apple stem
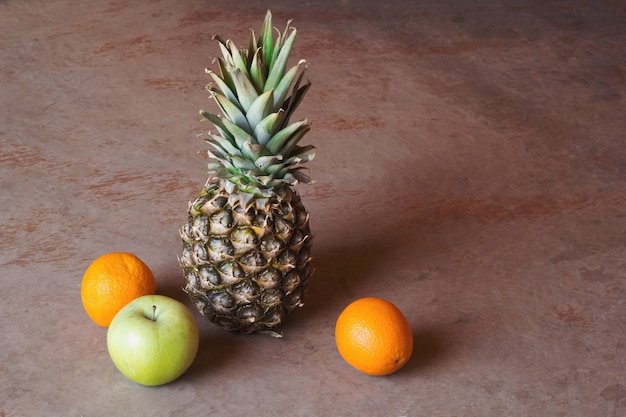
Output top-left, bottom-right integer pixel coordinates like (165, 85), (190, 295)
(152, 305), (157, 321)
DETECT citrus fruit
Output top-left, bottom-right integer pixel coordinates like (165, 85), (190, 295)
(335, 297), (413, 376)
(81, 252), (156, 327)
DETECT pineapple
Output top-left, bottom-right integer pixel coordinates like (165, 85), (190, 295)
(180, 11), (314, 333)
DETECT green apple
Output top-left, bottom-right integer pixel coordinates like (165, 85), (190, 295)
(107, 294), (199, 386)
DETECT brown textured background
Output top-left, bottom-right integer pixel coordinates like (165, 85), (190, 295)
(1, 0), (625, 415)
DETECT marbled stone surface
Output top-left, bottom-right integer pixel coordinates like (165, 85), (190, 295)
(1, 0), (625, 415)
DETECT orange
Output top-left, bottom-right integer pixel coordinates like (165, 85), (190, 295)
(335, 297), (413, 376)
(81, 252), (156, 327)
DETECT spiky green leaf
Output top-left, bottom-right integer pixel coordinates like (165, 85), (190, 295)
(229, 155), (257, 171)
(231, 68), (259, 111)
(206, 133), (241, 157)
(278, 126), (312, 157)
(249, 48), (266, 93)
(213, 92), (252, 133)
(246, 90), (273, 129)
(215, 57), (236, 96)
(225, 40), (251, 77)
(200, 110), (236, 145)
(272, 60), (305, 108)
(266, 119), (308, 154)
(259, 10), (275, 69)
(242, 140), (271, 161)
(220, 115), (256, 149)
(206, 69), (241, 110)
(255, 154), (283, 170)
(281, 77), (311, 123)
(284, 144), (315, 162)
(253, 111), (282, 145)
(264, 27), (297, 93)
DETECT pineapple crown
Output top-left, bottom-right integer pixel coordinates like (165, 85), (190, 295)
(201, 10), (314, 198)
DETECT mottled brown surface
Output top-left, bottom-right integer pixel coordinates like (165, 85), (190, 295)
(1, 0), (625, 415)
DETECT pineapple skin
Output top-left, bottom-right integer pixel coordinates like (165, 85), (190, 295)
(180, 178), (313, 333)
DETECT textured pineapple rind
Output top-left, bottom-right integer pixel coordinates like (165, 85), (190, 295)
(180, 178), (313, 333)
